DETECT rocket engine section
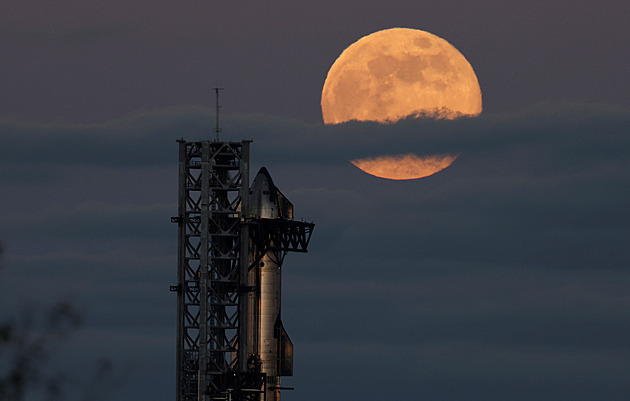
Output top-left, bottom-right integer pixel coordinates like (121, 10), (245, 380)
(247, 168), (301, 401)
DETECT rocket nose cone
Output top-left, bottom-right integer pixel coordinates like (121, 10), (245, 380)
(255, 167), (275, 188)
(249, 167), (277, 219)
(249, 167), (293, 219)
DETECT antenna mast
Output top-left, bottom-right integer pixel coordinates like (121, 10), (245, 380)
(213, 87), (223, 141)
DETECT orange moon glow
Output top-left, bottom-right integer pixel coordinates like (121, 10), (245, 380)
(351, 153), (458, 180)
(321, 27), (482, 179)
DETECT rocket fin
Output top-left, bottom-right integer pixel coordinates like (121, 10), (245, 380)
(275, 189), (293, 219)
(275, 319), (293, 376)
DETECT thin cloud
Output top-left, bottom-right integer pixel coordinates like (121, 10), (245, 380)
(1, 102), (628, 169)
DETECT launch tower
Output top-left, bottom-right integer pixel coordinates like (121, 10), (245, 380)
(172, 139), (314, 401)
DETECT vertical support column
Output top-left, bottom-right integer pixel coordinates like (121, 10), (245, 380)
(238, 141), (250, 372)
(198, 142), (211, 401)
(176, 140), (187, 401)
(175, 140), (205, 401)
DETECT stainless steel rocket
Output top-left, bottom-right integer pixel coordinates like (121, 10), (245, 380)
(247, 167), (295, 401)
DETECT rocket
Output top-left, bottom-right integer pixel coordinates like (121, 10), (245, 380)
(247, 167), (295, 401)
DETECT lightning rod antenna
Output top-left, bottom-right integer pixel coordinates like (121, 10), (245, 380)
(213, 87), (223, 141)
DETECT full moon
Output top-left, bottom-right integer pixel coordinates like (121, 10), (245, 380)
(321, 28), (482, 124)
(321, 28), (482, 180)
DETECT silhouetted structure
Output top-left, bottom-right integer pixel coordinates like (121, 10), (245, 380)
(172, 139), (313, 401)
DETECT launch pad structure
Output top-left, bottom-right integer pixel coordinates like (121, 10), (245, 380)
(172, 139), (314, 401)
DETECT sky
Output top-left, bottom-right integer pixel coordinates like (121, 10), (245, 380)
(1, 1), (630, 400)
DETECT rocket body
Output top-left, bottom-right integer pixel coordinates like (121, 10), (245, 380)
(248, 168), (294, 401)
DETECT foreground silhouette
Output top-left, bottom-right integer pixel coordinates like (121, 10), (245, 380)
(0, 245), (114, 401)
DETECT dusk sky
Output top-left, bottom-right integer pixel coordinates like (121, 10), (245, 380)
(1, 1), (630, 400)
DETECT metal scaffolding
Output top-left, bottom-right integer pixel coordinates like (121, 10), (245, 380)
(173, 139), (251, 401)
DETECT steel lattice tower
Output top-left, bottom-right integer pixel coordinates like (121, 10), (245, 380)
(173, 139), (251, 401)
